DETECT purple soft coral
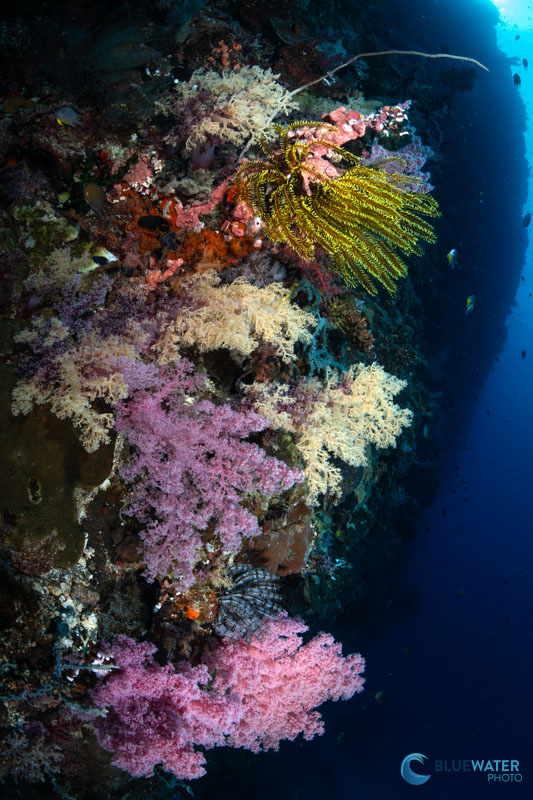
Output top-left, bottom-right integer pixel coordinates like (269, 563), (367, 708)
(116, 358), (302, 588)
(58, 273), (114, 332)
(362, 136), (435, 192)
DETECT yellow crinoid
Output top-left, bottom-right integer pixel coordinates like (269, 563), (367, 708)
(234, 121), (440, 295)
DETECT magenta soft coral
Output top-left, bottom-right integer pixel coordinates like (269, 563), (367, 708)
(91, 636), (243, 780)
(205, 614), (366, 753)
(116, 358), (302, 588)
(91, 618), (365, 779)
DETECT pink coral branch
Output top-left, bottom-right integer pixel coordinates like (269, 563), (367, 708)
(205, 614), (365, 753)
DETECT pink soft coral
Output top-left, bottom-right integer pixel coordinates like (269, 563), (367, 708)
(91, 619), (365, 779)
(91, 636), (243, 780)
(205, 614), (366, 752)
(164, 178), (232, 229)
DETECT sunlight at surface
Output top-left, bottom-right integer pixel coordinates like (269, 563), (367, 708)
(488, 0), (532, 330)
(488, 0), (533, 29)
(490, 1), (532, 210)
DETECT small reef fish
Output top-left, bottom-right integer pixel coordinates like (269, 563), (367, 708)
(92, 246), (118, 266)
(447, 248), (459, 269)
(53, 106), (82, 127)
(522, 212), (531, 228)
(137, 214), (170, 233)
(83, 183), (108, 213)
(465, 295), (476, 314)
(523, 58), (528, 69)
(1, 97), (36, 113)
(513, 73), (521, 87)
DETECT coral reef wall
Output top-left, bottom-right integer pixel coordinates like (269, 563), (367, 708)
(0, 0), (500, 796)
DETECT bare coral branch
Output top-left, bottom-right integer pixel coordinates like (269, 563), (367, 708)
(289, 49), (489, 99)
(238, 49), (489, 160)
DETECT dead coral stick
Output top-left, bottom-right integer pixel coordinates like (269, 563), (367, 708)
(289, 49), (490, 98)
(237, 49), (489, 161)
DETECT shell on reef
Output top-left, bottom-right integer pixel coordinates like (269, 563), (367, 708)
(213, 564), (283, 640)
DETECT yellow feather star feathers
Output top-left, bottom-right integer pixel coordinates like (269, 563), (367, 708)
(234, 122), (440, 295)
